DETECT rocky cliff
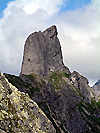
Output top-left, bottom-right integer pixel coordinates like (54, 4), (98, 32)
(2, 25), (100, 133)
(20, 25), (70, 76)
(92, 79), (100, 101)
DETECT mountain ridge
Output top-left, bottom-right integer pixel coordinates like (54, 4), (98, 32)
(1, 25), (100, 133)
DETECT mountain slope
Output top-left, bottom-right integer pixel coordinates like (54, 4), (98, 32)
(0, 72), (56, 133)
(5, 70), (94, 133)
(2, 25), (100, 133)
(5, 70), (100, 133)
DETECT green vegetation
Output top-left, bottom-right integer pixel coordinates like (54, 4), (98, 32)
(64, 73), (71, 78)
(25, 73), (46, 87)
(25, 74), (39, 86)
(77, 98), (100, 132)
(50, 71), (71, 81)
(5, 74), (40, 97)
(75, 87), (83, 97)
(49, 71), (71, 90)
(5, 74), (26, 88)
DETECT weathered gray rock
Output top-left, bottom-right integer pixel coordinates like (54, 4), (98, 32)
(0, 72), (56, 133)
(92, 79), (100, 101)
(20, 25), (70, 76)
(70, 71), (93, 102)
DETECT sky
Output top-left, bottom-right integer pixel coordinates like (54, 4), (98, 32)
(0, 0), (100, 86)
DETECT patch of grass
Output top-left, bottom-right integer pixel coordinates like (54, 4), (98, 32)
(25, 74), (36, 82)
(75, 88), (83, 97)
(49, 71), (70, 90)
(5, 74), (40, 97)
(64, 73), (71, 78)
(5, 74), (26, 88)
(25, 74), (42, 87)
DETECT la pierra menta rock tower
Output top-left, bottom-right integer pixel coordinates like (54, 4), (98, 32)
(20, 25), (70, 76)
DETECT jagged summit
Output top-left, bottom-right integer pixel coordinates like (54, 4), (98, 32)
(20, 25), (70, 76)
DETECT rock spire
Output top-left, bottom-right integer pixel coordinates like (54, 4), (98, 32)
(20, 25), (70, 76)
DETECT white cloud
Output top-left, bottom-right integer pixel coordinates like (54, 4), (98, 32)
(0, 0), (100, 86)
(56, 0), (100, 86)
(3, 0), (63, 17)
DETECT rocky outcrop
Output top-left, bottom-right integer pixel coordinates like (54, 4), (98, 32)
(70, 71), (93, 102)
(20, 25), (70, 76)
(5, 71), (100, 133)
(3, 25), (99, 132)
(92, 79), (100, 101)
(5, 71), (86, 133)
(0, 72), (56, 133)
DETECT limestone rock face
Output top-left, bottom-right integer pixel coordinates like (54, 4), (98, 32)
(0, 72), (56, 133)
(92, 79), (100, 101)
(70, 71), (93, 102)
(20, 25), (70, 76)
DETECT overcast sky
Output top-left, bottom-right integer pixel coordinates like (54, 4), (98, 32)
(0, 0), (100, 86)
